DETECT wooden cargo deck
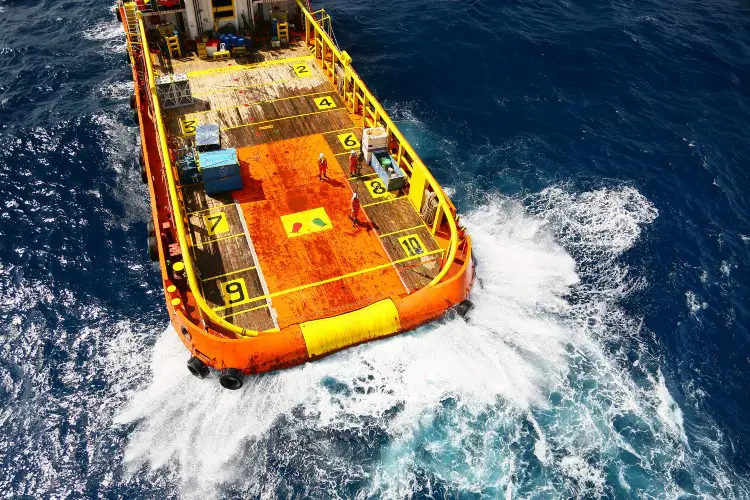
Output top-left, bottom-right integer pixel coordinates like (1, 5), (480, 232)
(157, 43), (444, 332)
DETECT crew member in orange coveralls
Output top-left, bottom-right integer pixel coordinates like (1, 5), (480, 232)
(348, 150), (359, 176)
(318, 153), (328, 180)
(350, 192), (360, 226)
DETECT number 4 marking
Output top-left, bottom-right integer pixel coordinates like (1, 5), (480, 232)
(203, 211), (229, 236)
(398, 234), (426, 257)
(314, 96), (337, 110)
(337, 133), (360, 149)
(294, 63), (312, 77)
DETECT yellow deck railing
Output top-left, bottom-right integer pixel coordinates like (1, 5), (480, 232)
(297, 0), (459, 286)
(136, 13), (260, 339)
(130, 2), (460, 341)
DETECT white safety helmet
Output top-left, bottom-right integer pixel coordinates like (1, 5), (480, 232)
(352, 192), (358, 199)
(319, 153), (325, 159)
(350, 150), (356, 155)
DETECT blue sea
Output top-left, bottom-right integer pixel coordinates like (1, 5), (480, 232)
(1, 0), (749, 497)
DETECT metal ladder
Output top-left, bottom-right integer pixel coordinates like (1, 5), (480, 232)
(123, 2), (140, 42)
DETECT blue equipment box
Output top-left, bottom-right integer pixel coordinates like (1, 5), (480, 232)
(177, 155), (201, 184)
(199, 148), (243, 194)
(199, 148), (240, 181)
(195, 124), (221, 152)
(370, 149), (406, 191)
(204, 175), (243, 195)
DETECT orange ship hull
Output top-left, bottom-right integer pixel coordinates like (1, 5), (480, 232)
(120, 0), (474, 386)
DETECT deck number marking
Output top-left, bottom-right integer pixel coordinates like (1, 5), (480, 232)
(398, 234), (426, 257)
(337, 133), (360, 150)
(221, 278), (251, 307)
(294, 63), (312, 78)
(365, 178), (396, 200)
(203, 211), (229, 236)
(314, 96), (337, 110)
(181, 118), (196, 137)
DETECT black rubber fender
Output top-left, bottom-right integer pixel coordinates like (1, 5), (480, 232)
(147, 235), (158, 262)
(116, 8), (122, 22)
(454, 300), (474, 319)
(132, 108), (139, 125)
(129, 94), (136, 110)
(219, 368), (244, 390)
(146, 220), (155, 236)
(187, 357), (210, 379)
(140, 158), (148, 184)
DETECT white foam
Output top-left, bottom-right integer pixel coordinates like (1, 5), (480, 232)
(115, 185), (746, 497)
(82, 21), (126, 53)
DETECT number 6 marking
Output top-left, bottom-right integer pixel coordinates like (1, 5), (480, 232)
(337, 133), (360, 149)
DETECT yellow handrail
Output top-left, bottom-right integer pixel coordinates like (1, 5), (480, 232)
(295, 0), (458, 286)
(136, 13), (260, 339)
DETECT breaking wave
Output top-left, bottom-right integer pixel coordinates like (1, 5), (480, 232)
(114, 185), (747, 498)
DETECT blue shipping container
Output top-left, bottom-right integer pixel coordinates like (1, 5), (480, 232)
(204, 174), (243, 195)
(199, 148), (240, 182)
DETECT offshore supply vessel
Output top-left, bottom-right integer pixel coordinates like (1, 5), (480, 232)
(117, 0), (474, 389)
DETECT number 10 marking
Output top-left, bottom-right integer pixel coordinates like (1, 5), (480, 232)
(398, 234), (426, 257)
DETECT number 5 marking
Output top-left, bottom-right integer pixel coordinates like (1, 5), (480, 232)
(337, 133), (360, 150)
(398, 234), (426, 257)
(221, 278), (250, 307)
(294, 63), (312, 77)
(203, 211), (229, 236)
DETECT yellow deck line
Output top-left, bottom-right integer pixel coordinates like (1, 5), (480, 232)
(218, 303), (269, 319)
(176, 91), (334, 120)
(348, 173), (378, 181)
(191, 76), (299, 97)
(323, 125), (360, 136)
(201, 265), (257, 283)
(378, 224), (426, 239)
(186, 55), (313, 78)
(187, 203), (236, 216)
(210, 247), (446, 312)
(362, 196), (406, 208)
(194, 233), (245, 247)
(223, 107), (343, 131)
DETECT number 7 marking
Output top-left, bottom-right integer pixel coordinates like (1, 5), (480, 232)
(203, 211), (229, 236)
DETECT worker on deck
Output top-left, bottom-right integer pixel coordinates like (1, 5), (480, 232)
(350, 192), (360, 226)
(318, 153), (328, 180)
(349, 150), (359, 177)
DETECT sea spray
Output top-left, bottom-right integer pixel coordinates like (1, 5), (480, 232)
(116, 187), (745, 498)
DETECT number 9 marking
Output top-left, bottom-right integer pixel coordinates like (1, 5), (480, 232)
(221, 278), (250, 307)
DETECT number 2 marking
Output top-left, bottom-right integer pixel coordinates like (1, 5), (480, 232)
(314, 96), (337, 110)
(294, 63), (312, 77)
(337, 133), (360, 149)
(203, 211), (228, 236)
(222, 278), (249, 307)
(398, 234), (426, 257)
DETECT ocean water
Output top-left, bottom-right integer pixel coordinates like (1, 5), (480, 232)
(1, 0), (749, 497)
